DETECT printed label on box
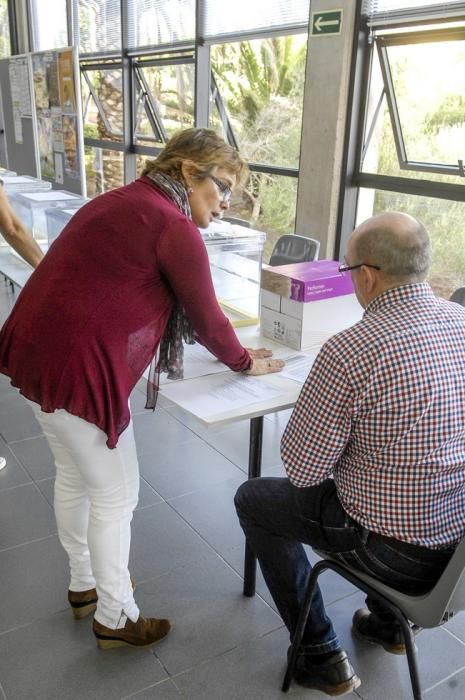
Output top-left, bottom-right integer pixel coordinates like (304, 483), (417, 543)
(261, 260), (353, 302)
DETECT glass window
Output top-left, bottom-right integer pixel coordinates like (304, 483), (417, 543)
(363, 1), (465, 20)
(127, 0), (195, 49)
(0, 0), (11, 57)
(362, 30), (465, 184)
(201, 0), (310, 41)
(210, 36), (307, 168)
(84, 146), (124, 196)
(30, 0), (68, 50)
(81, 68), (123, 142)
(244, 172), (298, 262)
(78, 0), (121, 55)
(356, 188), (465, 300)
(134, 60), (195, 147)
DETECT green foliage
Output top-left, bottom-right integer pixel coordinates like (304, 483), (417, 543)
(424, 94), (465, 134)
(212, 37), (306, 129)
(211, 36), (306, 242)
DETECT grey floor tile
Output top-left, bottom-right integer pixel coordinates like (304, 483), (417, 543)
(136, 554), (281, 675)
(167, 475), (247, 553)
(0, 535), (68, 633)
(35, 476), (54, 505)
(0, 444), (33, 490)
(221, 543), (278, 610)
(201, 418), (283, 473)
(138, 477), (164, 509)
(0, 482), (56, 549)
(0, 396), (42, 443)
(139, 435), (242, 500)
(0, 612), (167, 700)
(123, 679), (183, 699)
(129, 501), (215, 583)
(337, 592), (465, 700)
(174, 626), (344, 699)
(443, 610), (465, 643)
(161, 401), (240, 442)
(130, 385), (150, 415)
(133, 409), (197, 456)
(9, 434), (55, 480)
(222, 545), (359, 614)
(425, 666), (465, 698)
(0, 386), (26, 408)
(264, 407), (294, 427)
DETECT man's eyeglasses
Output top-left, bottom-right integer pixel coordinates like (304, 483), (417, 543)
(338, 263), (381, 274)
(209, 174), (232, 203)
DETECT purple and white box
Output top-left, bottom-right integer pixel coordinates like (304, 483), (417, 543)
(260, 260), (354, 302)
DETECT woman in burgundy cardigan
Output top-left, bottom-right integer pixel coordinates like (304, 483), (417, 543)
(0, 128), (283, 649)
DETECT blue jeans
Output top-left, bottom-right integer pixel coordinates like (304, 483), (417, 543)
(234, 477), (453, 656)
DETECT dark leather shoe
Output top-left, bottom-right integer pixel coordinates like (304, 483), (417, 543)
(93, 615), (171, 649)
(292, 649), (361, 696)
(68, 588), (98, 620)
(68, 578), (136, 620)
(352, 608), (419, 655)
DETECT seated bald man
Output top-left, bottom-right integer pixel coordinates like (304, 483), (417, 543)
(235, 212), (465, 697)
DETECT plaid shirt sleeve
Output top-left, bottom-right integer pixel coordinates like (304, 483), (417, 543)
(281, 342), (352, 487)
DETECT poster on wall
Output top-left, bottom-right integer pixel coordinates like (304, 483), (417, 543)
(30, 46), (85, 194)
(63, 115), (79, 178)
(58, 50), (77, 113)
(8, 56), (33, 143)
(37, 112), (55, 178)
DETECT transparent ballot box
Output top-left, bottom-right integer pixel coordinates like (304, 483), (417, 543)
(9, 190), (87, 242)
(201, 222), (266, 327)
(0, 175), (52, 195)
(45, 206), (86, 245)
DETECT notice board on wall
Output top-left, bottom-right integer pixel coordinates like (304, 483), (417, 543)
(0, 53), (40, 177)
(0, 47), (85, 196)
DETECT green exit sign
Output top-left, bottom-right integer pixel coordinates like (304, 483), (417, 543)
(311, 9), (343, 36)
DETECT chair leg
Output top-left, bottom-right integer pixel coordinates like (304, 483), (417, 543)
(281, 561), (327, 692)
(396, 614), (423, 700)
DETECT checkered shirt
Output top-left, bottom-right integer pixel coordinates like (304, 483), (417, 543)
(281, 283), (465, 548)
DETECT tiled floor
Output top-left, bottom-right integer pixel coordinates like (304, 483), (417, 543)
(0, 279), (465, 699)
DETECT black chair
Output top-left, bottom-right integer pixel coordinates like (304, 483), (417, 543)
(449, 287), (465, 306)
(282, 537), (465, 699)
(269, 234), (320, 266)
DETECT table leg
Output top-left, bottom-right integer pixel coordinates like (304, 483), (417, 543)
(243, 415), (263, 597)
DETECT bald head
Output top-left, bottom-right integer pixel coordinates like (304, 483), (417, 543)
(349, 212), (431, 286)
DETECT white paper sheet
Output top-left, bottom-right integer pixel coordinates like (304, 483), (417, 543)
(279, 352), (316, 384)
(162, 373), (284, 419)
(159, 343), (228, 384)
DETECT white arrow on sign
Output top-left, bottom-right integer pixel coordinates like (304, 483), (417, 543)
(315, 16), (340, 32)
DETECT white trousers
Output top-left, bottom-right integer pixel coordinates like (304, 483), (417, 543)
(28, 402), (140, 629)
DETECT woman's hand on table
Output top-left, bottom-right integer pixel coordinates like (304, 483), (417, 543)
(245, 347), (273, 359)
(244, 349), (285, 375)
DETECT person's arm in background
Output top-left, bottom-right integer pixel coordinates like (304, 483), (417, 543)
(0, 186), (44, 268)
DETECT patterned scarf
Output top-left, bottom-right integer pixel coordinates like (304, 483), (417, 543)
(145, 171), (195, 409)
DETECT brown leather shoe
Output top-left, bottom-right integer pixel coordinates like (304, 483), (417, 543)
(93, 615), (172, 649)
(352, 608), (420, 655)
(291, 649), (361, 696)
(68, 578), (136, 620)
(68, 588), (98, 620)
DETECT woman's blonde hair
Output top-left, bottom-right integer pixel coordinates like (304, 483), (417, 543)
(142, 127), (249, 187)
